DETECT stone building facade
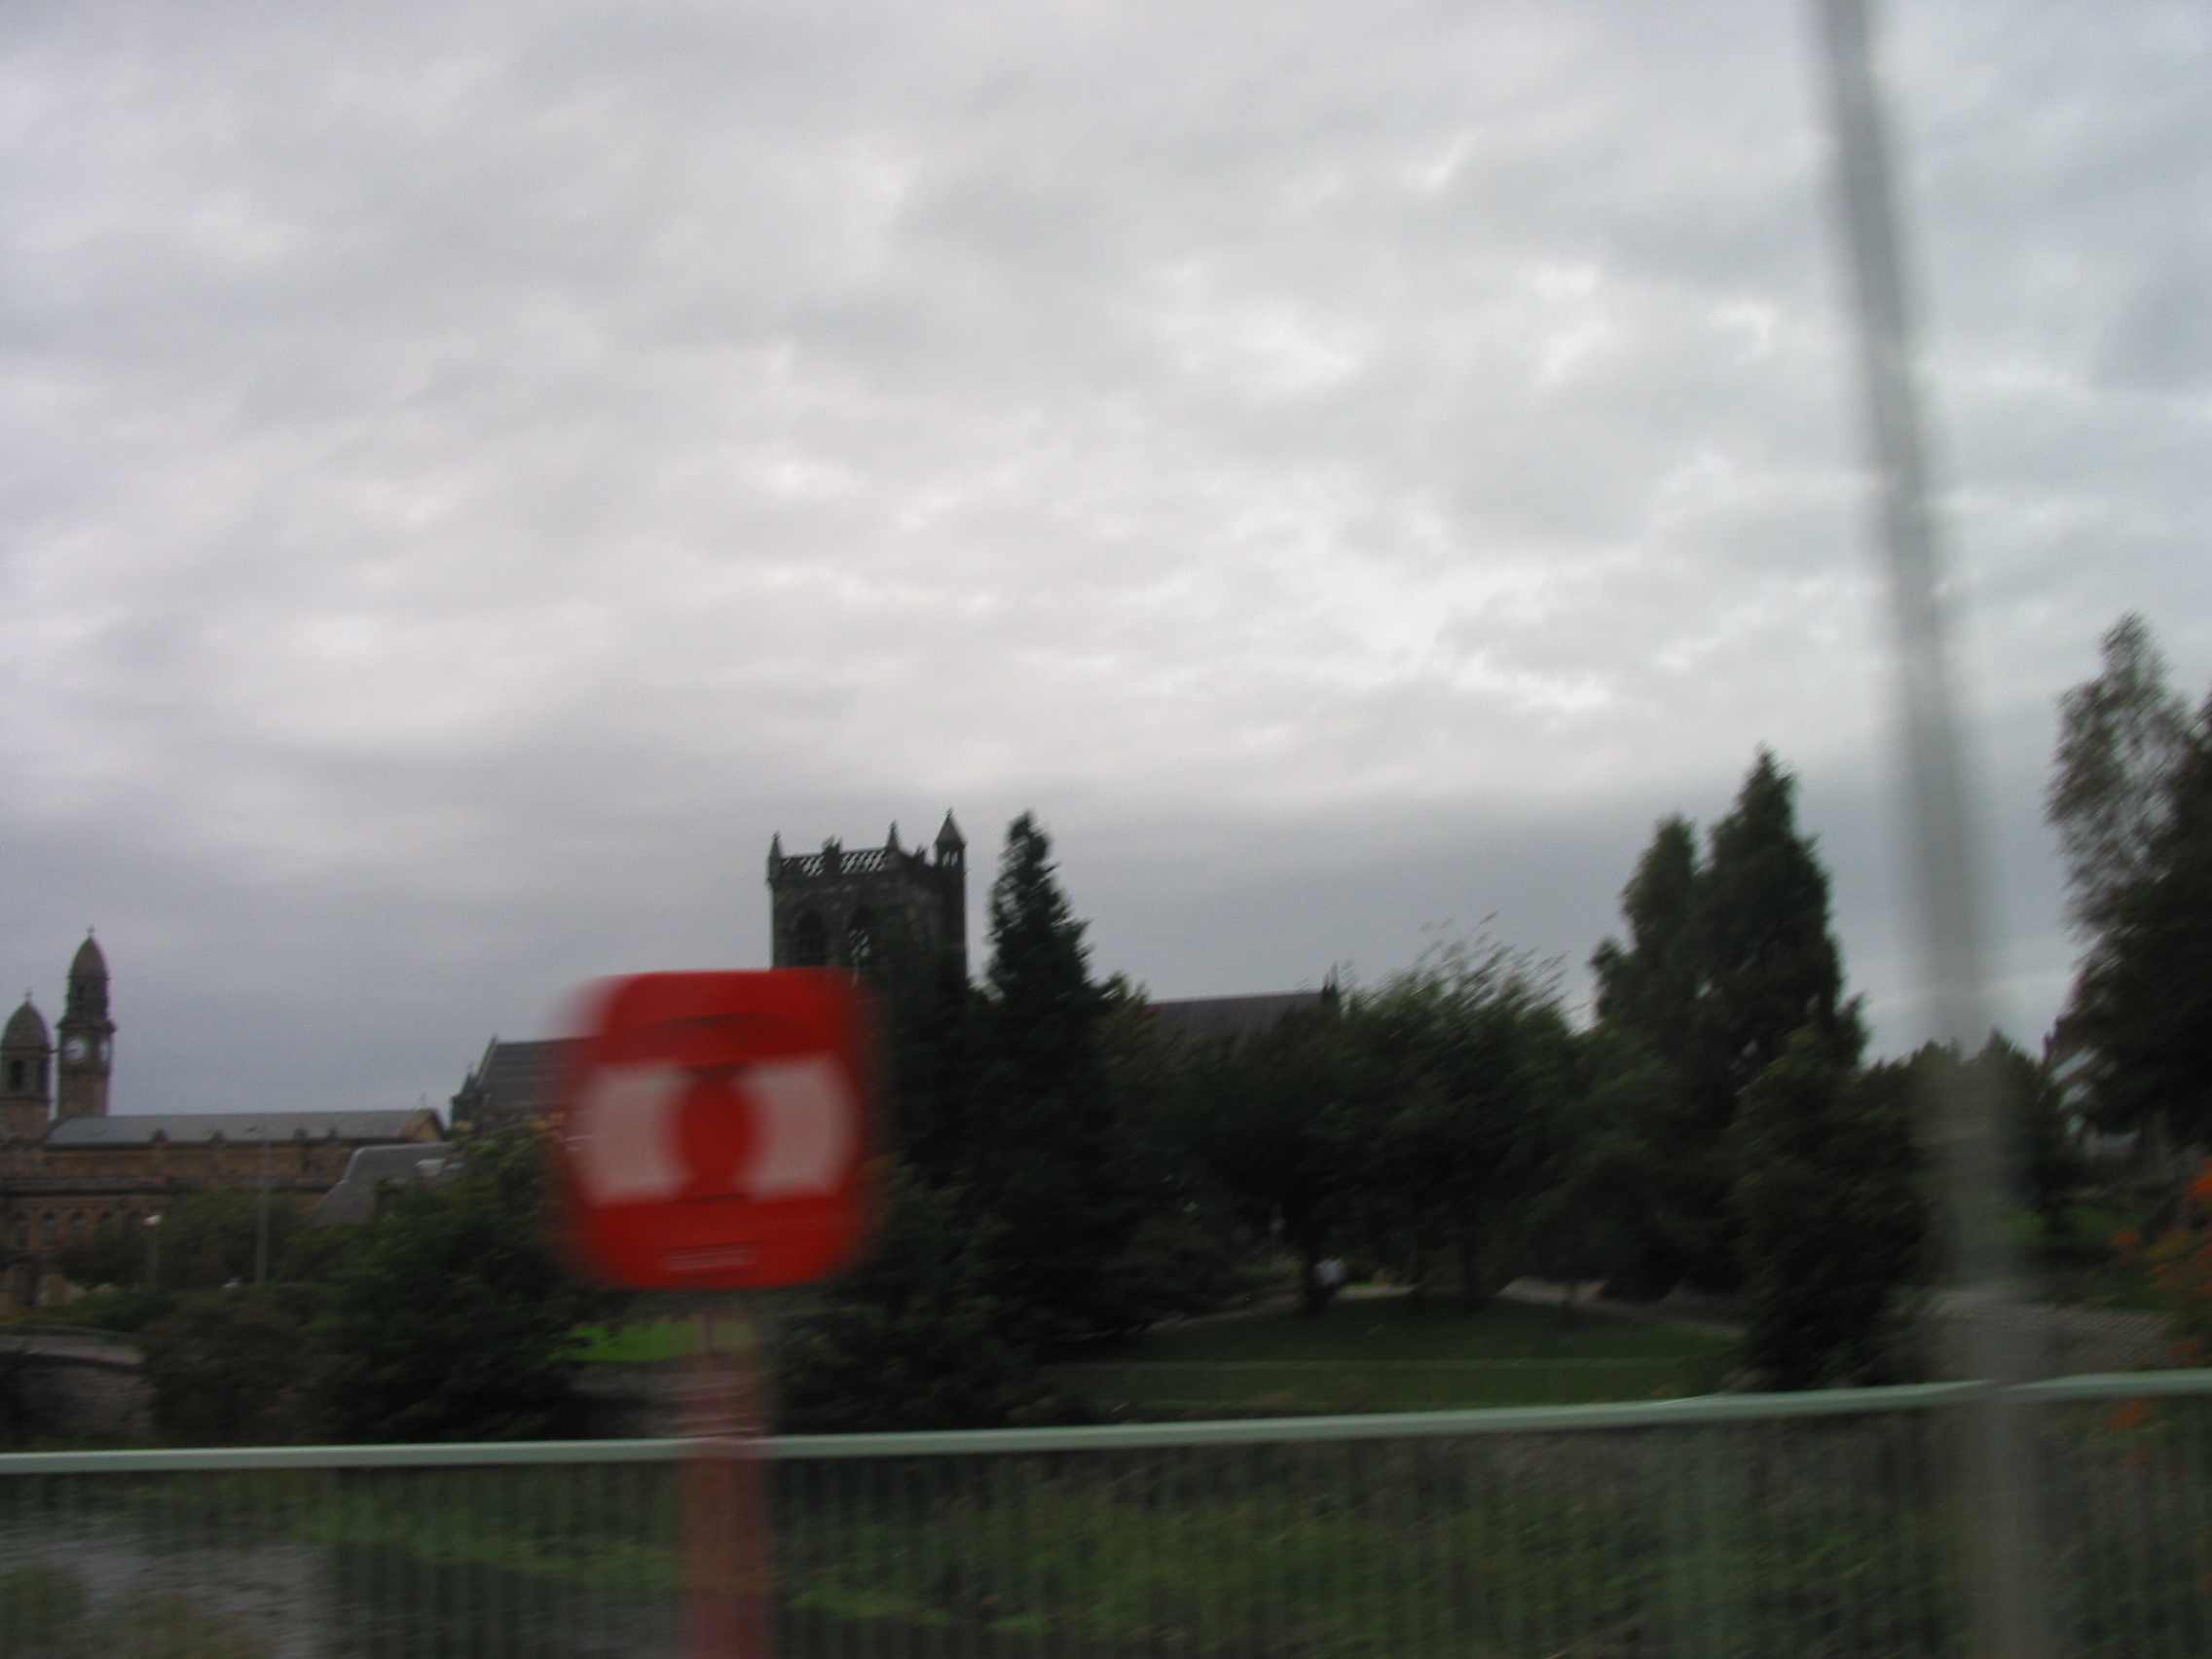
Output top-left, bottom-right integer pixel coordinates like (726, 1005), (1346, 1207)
(0, 937), (442, 1309)
(767, 812), (968, 978)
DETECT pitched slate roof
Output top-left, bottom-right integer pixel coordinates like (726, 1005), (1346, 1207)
(312, 1143), (463, 1224)
(454, 1037), (582, 1129)
(45, 1109), (440, 1146)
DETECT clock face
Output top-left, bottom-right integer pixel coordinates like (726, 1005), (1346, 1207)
(61, 1037), (90, 1064)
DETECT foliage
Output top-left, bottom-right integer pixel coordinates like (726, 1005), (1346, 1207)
(2069, 705), (2212, 1145)
(2047, 615), (2212, 1151)
(311, 1127), (610, 1441)
(776, 814), (1173, 1425)
(1972, 1035), (2085, 1233)
(963, 814), (1147, 1345)
(1731, 1032), (1929, 1388)
(1181, 1002), (1358, 1312)
(32, 1285), (177, 1334)
(1088, 978), (1253, 1326)
(2048, 613), (2190, 936)
(56, 1188), (305, 1295)
(776, 1164), (1068, 1432)
(1590, 815), (1701, 1068)
(1518, 1033), (1656, 1309)
(1592, 751), (1862, 1294)
(139, 1287), (308, 1443)
(2119, 1158), (2212, 1365)
(1177, 940), (1574, 1315)
(1341, 941), (1574, 1309)
(1695, 752), (1861, 1109)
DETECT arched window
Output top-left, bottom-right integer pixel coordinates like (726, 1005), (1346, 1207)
(6, 1059), (21, 1091)
(847, 907), (876, 972)
(10, 1217), (26, 1250)
(791, 911), (829, 968)
(68, 1213), (88, 1241)
(39, 1215), (57, 1249)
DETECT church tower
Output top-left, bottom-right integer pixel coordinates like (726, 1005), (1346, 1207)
(55, 934), (113, 1122)
(768, 812), (968, 979)
(1, 998), (52, 1141)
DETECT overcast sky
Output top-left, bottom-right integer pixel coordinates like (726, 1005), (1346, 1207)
(2, 0), (2205, 1118)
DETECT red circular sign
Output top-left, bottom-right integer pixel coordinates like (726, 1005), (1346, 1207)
(551, 971), (881, 1290)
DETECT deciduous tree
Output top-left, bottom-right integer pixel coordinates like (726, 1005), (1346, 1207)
(2048, 613), (2190, 937)
(312, 1129), (609, 1441)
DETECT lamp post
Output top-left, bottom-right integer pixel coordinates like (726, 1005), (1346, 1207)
(143, 1211), (161, 1290)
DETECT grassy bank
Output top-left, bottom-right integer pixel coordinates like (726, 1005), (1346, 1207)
(1057, 1293), (1739, 1414)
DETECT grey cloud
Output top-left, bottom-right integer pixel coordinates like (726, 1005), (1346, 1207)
(1, 0), (2203, 1117)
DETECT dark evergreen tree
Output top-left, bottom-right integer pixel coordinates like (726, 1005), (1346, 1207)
(1696, 751), (1859, 1118)
(1591, 815), (1702, 1066)
(776, 1166), (1064, 1432)
(966, 814), (1145, 1345)
(1730, 1031), (1927, 1388)
(1589, 817), (1709, 1297)
(1591, 751), (1861, 1294)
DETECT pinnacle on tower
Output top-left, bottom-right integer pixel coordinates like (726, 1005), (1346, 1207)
(935, 810), (965, 864)
(65, 932), (109, 1021)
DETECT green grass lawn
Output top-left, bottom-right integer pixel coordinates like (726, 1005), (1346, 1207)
(572, 1318), (756, 1365)
(1058, 1292), (1739, 1414)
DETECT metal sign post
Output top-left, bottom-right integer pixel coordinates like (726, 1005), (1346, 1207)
(680, 1296), (772, 1659)
(550, 971), (880, 1659)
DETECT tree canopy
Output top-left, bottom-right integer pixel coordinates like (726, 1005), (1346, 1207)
(2050, 615), (2212, 1147)
(312, 1128), (610, 1442)
(1592, 751), (1860, 1294)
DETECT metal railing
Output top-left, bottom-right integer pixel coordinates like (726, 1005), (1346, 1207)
(3, 1371), (2208, 1657)
(1053, 1355), (1732, 1413)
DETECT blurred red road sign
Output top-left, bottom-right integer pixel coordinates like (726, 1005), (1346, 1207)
(552, 971), (879, 1291)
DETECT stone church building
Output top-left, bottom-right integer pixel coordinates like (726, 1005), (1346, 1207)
(454, 812), (1333, 1131)
(0, 936), (440, 1309)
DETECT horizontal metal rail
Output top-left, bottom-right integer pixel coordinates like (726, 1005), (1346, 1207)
(3, 1370), (2204, 1474)
(4, 1369), (2207, 1659)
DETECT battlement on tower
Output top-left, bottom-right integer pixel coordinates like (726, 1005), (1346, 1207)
(767, 813), (968, 978)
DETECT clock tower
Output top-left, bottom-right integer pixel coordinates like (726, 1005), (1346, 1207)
(55, 933), (113, 1122)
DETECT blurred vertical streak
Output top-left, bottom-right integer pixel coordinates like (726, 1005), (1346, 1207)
(1809, 1), (2046, 1655)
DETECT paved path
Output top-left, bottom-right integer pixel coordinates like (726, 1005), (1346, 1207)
(0, 1326), (142, 1370)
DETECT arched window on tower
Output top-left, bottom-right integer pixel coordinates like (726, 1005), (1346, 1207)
(39, 1215), (57, 1250)
(791, 911), (829, 969)
(847, 907), (876, 973)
